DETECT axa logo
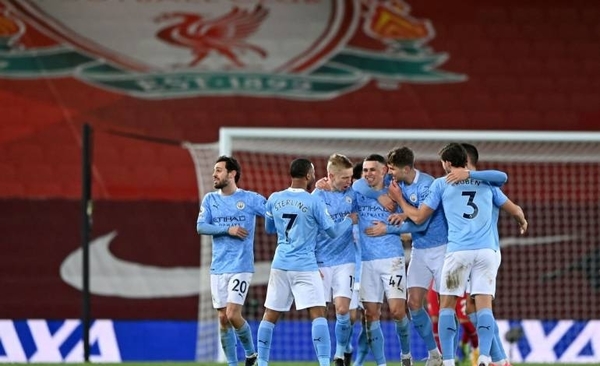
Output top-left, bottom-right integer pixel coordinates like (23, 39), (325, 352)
(0, 319), (120, 362)
(0, 0), (465, 100)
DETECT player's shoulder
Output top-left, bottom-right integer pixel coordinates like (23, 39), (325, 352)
(417, 170), (435, 184)
(237, 188), (266, 199)
(202, 191), (219, 201)
(312, 188), (326, 197)
(267, 189), (284, 201)
(432, 176), (446, 185)
(428, 176), (450, 191)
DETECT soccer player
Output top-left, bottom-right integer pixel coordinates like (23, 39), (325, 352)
(354, 147), (446, 366)
(196, 155), (266, 366)
(350, 161), (371, 366)
(354, 154), (412, 366)
(452, 143), (528, 366)
(395, 143), (508, 366)
(257, 158), (355, 366)
(312, 154), (358, 366)
(385, 147), (446, 366)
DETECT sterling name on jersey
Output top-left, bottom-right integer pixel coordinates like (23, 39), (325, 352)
(265, 188), (350, 271)
(424, 177), (506, 252)
(356, 189), (404, 261)
(312, 188), (357, 267)
(197, 189), (266, 274)
(401, 170), (448, 249)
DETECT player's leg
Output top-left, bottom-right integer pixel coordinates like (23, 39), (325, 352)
(439, 250), (474, 365)
(470, 249), (500, 366)
(258, 269), (292, 366)
(331, 263), (355, 365)
(467, 295), (507, 366)
(385, 256), (412, 365)
(294, 270), (331, 366)
(427, 284), (441, 351)
(345, 307), (356, 366)
(353, 305), (370, 366)
(407, 247), (444, 365)
(224, 273), (257, 365)
(211, 274), (238, 366)
(456, 294), (477, 366)
(360, 259), (386, 366)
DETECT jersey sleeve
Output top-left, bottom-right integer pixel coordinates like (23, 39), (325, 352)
(469, 170), (507, 187)
(196, 195), (228, 235)
(352, 177), (387, 199)
(314, 197), (351, 238)
(492, 186), (509, 207)
(264, 196), (276, 234)
(422, 179), (443, 211)
(251, 191), (267, 217)
(386, 219), (427, 234)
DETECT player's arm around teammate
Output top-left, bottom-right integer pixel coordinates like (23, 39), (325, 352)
(257, 158), (355, 366)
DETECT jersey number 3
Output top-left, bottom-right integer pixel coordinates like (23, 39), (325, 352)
(461, 191), (478, 219)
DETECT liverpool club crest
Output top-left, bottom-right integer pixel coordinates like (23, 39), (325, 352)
(1, 0), (466, 99)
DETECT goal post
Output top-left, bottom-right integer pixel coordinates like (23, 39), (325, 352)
(186, 127), (600, 362)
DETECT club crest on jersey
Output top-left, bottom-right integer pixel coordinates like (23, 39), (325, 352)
(409, 194), (418, 203)
(345, 196), (353, 204)
(236, 201), (245, 210)
(1, 0), (466, 100)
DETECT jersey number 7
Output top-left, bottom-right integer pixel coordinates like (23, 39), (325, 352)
(282, 213), (297, 242)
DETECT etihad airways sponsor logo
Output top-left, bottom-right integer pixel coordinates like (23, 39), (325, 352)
(0, 0), (465, 99)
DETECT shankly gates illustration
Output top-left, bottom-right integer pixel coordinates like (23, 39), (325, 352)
(0, 0), (465, 99)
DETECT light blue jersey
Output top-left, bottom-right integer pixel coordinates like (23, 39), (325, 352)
(423, 177), (506, 252)
(398, 170), (448, 249)
(197, 189), (266, 274)
(352, 174), (440, 246)
(355, 189), (404, 261)
(312, 188), (357, 267)
(265, 188), (352, 271)
(352, 224), (362, 283)
(492, 187), (508, 250)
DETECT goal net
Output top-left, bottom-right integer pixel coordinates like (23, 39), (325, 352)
(185, 128), (600, 362)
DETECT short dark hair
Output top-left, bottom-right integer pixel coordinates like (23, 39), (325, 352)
(216, 155), (241, 183)
(290, 158), (313, 178)
(461, 143), (479, 166)
(352, 162), (363, 180)
(387, 146), (414, 168)
(364, 154), (386, 165)
(438, 143), (467, 168)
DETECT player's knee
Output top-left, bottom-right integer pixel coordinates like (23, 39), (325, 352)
(336, 304), (350, 315)
(225, 307), (242, 324)
(389, 306), (407, 320)
(407, 295), (423, 311)
(217, 310), (229, 327)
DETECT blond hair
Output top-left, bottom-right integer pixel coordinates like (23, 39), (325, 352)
(327, 153), (353, 173)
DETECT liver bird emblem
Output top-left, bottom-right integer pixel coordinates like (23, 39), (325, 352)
(154, 5), (269, 68)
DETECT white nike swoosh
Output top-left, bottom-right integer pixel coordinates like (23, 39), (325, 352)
(59, 231), (272, 299)
(60, 231), (573, 298)
(500, 234), (578, 247)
